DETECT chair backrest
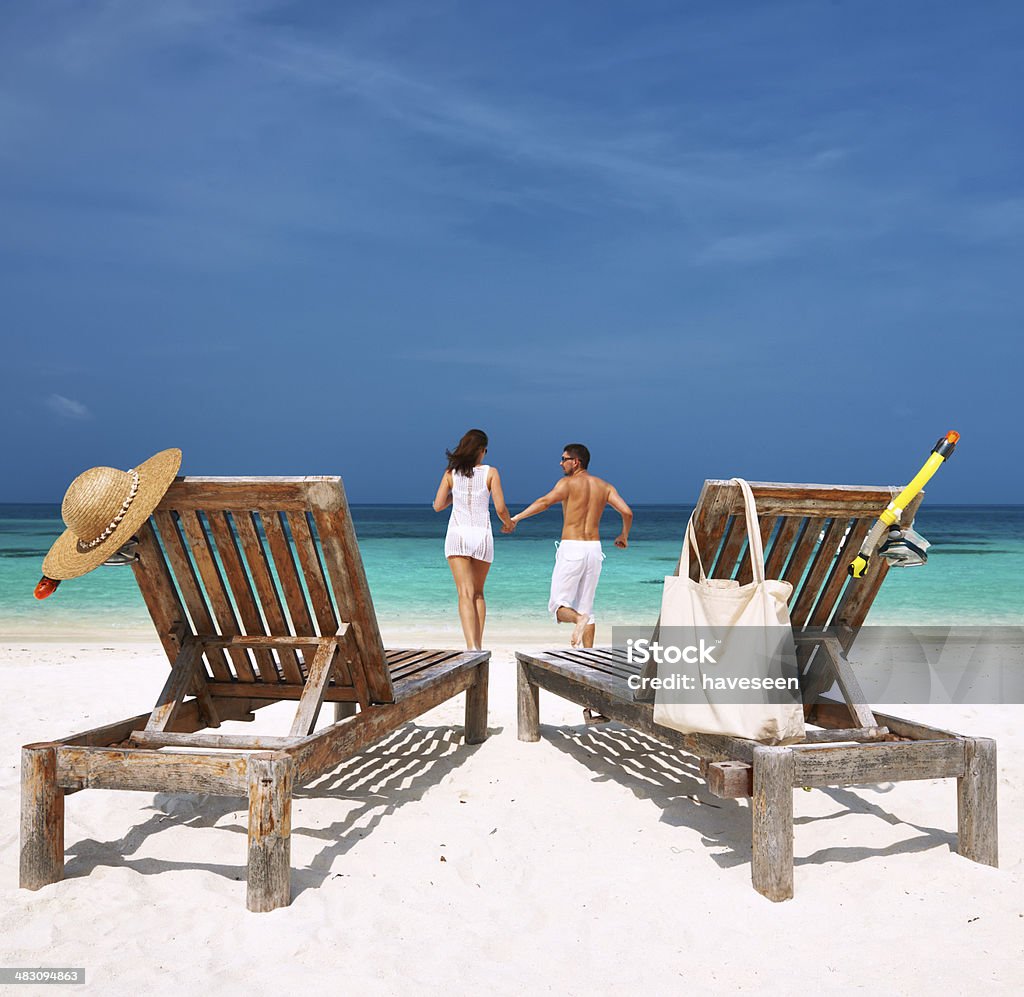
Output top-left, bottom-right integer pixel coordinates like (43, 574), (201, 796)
(689, 480), (924, 643)
(130, 476), (393, 705)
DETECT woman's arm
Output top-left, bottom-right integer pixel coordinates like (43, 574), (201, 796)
(488, 467), (513, 530)
(432, 471), (453, 512)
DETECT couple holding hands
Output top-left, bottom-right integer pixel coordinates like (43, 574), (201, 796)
(433, 428), (632, 651)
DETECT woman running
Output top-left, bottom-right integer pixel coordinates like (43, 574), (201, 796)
(433, 429), (513, 649)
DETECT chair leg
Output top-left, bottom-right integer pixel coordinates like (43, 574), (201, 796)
(247, 753), (293, 912)
(517, 659), (540, 742)
(333, 702), (358, 722)
(751, 746), (794, 902)
(958, 737), (998, 867)
(20, 743), (64, 891)
(464, 661), (489, 744)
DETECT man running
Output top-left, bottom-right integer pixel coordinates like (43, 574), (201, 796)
(504, 443), (632, 647)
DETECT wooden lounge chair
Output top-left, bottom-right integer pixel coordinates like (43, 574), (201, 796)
(21, 476), (489, 911)
(515, 480), (997, 901)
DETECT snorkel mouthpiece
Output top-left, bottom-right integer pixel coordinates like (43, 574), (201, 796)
(932, 430), (959, 460)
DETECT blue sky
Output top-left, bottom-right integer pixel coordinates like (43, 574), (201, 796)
(2, 1), (1021, 504)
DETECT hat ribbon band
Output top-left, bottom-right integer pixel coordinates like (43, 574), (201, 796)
(80, 470), (141, 550)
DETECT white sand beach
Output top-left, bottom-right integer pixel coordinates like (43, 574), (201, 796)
(1, 633), (1022, 995)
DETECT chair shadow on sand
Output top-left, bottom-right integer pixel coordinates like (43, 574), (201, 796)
(63, 722), (497, 898)
(543, 721), (957, 869)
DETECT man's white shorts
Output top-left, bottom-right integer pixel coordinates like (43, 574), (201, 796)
(548, 540), (605, 625)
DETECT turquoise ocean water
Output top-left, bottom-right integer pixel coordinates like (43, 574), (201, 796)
(1, 504), (1022, 640)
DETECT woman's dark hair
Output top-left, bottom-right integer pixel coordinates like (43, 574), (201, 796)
(446, 429), (488, 477)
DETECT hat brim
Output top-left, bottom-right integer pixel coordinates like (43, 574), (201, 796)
(42, 448), (182, 580)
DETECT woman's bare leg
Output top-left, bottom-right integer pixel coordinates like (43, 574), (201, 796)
(448, 556), (480, 649)
(469, 558), (491, 647)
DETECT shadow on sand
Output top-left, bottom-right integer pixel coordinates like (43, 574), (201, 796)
(542, 720), (957, 869)
(63, 722), (499, 899)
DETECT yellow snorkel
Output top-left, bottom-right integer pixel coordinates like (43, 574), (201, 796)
(848, 430), (960, 579)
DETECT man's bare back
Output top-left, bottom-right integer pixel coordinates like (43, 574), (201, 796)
(559, 473), (618, 541)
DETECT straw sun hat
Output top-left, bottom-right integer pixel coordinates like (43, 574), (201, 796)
(42, 447), (182, 580)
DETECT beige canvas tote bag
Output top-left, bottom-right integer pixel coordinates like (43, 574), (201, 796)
(652, 478), (805, 744)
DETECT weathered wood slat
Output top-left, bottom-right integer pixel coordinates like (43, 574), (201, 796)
(792, 740), (964, 786)
(385, 648), (427, 667)
(687, 509), (728, 582)
(145, 639), (204, 733)
(711, 516), (746, 580)
(204, 510), (279, 681)
(289, 511), (359, 694)
(288, 637), (341, 737)
(697, 480), (914, 516)
(806, 516), (871, 630)
(161, 477), (326, 511)
(200, 634), (336, 648)
(57, 746), (250, 795)
(231, 511), (303, 682)
(335, 628), (370, 706)
(310, 496), (394, 705)
(800, 726), (889, 743)
(205, 682), (359, 702)
(790, 518), (846, 628)
(130, 521), (187, 666)
(177, 510), (257, 682)
(387, 649), (461, 679)
(780, 517), (827, 603)
(130, 731), (300, 750)
(819, 638), (874, 728)
(863, 707), (961, 741)
(763, 516), (803, 581)
(735, 513), (777, 585)
(288, 512), (338, 634)
(541, 648), (636, 681)
(152, 510), (233, 682)
(260, 510), (316, 643)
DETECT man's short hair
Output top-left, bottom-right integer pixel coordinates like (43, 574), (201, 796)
(563, 443), (590, 469)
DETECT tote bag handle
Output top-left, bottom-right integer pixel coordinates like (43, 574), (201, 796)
(677, 515), (708, 582)
(677, 479), (765, 585)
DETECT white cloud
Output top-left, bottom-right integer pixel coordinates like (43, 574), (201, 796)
(46, 394), (92, 419)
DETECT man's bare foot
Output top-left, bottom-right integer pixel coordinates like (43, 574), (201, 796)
(570, 616), (588, 647)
